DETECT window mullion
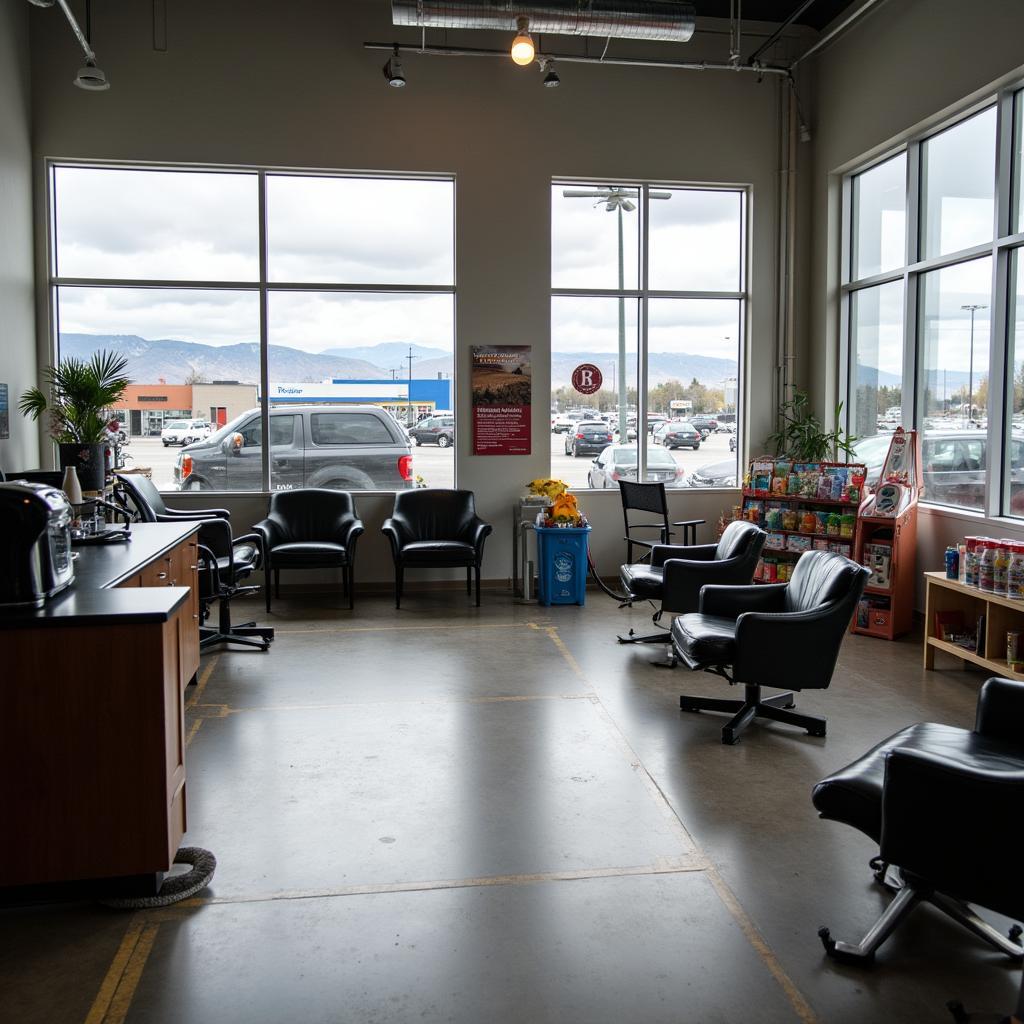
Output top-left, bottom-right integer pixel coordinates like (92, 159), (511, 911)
(639, 186), (650, 480)
(258, 170), (270, 494)
(904, 142), (922, 431)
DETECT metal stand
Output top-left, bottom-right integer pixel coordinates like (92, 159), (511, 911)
(679, 679), (823, 744)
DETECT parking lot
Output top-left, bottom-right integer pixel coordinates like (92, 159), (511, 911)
(127, 429), (736, 492)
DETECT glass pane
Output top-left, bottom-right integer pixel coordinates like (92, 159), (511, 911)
(267, 176), (453, 285)
(53, 167), (258, 281)
(851, 155), (906, 280)
(550, 296), (638, 489)
(55, 286), (261, 492)
(648, 189), (743, 292)
(1007, 250), (1024, 516)
(1015, 92), (1024, 234)
(551, 184), (640, 290)
(920, 107), (997, 260)
(646, 299), (740, 488)
(849, 281), (904, 443)
(267, 291), (454, 490)
(917, 257), (992, 510)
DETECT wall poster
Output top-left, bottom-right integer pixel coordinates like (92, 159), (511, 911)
(471, 345), (532, 455)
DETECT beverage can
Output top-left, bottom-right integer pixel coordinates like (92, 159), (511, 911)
(1008, 630), (1021, 665)
(945, 545), (959, 580)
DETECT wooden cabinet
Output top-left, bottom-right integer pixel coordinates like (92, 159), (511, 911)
(924, 571), (1024, 680)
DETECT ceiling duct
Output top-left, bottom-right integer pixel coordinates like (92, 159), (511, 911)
(391, 1), (696, 43)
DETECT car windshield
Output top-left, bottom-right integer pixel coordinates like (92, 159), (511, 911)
(165, 420), (188, 429)
(669, 421), (695, 431)
(578, 422), (606, 430)
(612, 446), (675, 466)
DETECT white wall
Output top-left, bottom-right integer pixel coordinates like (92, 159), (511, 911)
(0, 0), (38, 474)
(806, 0), (1024, 606)
(27, 0), (802, 583)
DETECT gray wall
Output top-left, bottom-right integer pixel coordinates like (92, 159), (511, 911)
(26, 0), (800, 583)
(806, 0), (1024, 603)
(0, 0), (38, 474)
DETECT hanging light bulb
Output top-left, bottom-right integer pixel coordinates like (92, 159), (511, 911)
(510, 16), (534, 66)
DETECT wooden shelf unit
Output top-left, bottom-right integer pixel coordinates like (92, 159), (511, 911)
(852, 506), (917, 639)
(923, 571), (1024, 680)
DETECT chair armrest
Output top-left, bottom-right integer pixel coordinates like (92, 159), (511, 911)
(880, 747), (1024, 915)
(650, 543), (716, 568)
(975, 676), (1024, 742)
(252, 517), (285, 552)
(381, 517), (411, 560)
(338, 517), (365, 552)
(661, 557), (767, 615)
(731, 599), (853, 688)
(698, 583), (787, 618)
(466, 517), (493, 557)
(162, 506), (231, 521)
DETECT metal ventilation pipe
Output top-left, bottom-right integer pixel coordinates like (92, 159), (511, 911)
(391, 1), (696, 43)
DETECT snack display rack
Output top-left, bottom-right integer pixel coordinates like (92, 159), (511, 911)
(737, 459), (867, 584)
(852, 428), (921, 640)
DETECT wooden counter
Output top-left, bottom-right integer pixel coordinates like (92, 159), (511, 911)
(0, 522), (201, 893)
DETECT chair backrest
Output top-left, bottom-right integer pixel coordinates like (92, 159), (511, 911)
(268, 489), (356, 543)
(785, 550), (869, 614)
(619, 480), (670, 562)
(715, 520), (765, 562)
(393, 489), (477, 541)
(115, 473), (168, 522)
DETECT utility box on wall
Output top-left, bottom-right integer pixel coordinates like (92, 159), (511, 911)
(536, 525), (591, 606)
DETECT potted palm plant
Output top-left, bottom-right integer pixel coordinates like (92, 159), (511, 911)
(19, 350), (131, 491)
(767, 389), (858, 462)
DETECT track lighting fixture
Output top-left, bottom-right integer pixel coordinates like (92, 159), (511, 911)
(539, 57), (559, 88)
(510, 16), (534, 66)
(382, 45), (406, 87)
(74, 58), (110, 91)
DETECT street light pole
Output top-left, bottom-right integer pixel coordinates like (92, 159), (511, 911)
(562, 187), (670, 445)
(406, 347), (417, 427)
(961, 303), (987, 424)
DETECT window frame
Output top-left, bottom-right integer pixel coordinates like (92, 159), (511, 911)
(840, 90), (1024, 518)
(45, 159), (457, 494)
(550, 179), (749, 489)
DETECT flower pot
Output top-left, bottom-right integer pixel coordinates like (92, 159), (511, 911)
(59, 442), (107, 493)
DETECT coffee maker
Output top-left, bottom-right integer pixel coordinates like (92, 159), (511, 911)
(0, 481), (75, 609)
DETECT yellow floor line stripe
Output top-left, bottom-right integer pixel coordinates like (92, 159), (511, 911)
(83, 917), (144, 1024)
(173, 858), (707, 909)
(103, 922), (160, 1024)
(541, 623), (820, 1024)
(185, 654), (219, 709)
(185, 718), (203, 746)
(271, 621), (549, 636)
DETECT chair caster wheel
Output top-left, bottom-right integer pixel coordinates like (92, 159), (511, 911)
(809, 725), (827, 737)
(945, 999), (969, 1023)
(818, 926), (874, 964)
(721, 730), (739, 745)
(1009, 923), (1022, 942)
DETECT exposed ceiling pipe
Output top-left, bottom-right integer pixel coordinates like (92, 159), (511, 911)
(748, 0), (818, 64)
(391, 0), (696, 43)
(791, 0), (887, 67)
(54, 0), (97, 62)
(363, 40), (790, 76)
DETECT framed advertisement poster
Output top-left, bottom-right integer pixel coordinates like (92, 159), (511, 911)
(471, 346), (531, 455)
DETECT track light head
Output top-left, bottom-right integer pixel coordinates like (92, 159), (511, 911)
(382, 46), (406, 88)
(74, 59), (110, 91)
(539, 57), (559, 88)
(510, 16), (534, 66)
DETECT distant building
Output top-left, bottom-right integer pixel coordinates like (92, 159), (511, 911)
(262, 379), (452, 421)
(116, 382), (258, 435)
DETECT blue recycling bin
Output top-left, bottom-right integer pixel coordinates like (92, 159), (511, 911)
(536, 525), (591, 606)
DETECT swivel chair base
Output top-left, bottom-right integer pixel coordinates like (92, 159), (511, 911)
(617, 609), (671, 646)
(679, 681), (825, 745)
(200, 585), (276, 652)
(818, 863), (1024, 965)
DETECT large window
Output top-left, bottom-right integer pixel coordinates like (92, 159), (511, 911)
(843, 96), (1024, 517)
(550, 183), (745, 490)
(49, 165), (455, 492)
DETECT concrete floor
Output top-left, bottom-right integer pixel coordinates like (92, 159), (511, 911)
(1, 589), (1020, 1023)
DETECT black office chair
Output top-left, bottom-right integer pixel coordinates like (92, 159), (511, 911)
(114, 472), (274, 652)
(618, 520), (766, 645)
(670, 550), (869, 744)
(618, 480), (705, 564)
(812, 677), (1024, 1021)
(253, 489), (364, 611)
(381, 489), (491, 608)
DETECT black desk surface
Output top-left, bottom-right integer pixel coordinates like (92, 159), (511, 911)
(0, 521), (198, 629)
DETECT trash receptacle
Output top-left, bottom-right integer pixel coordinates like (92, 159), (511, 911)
(536, 525), (591, 606)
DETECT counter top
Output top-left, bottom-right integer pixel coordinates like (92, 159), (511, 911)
(0, 521), (199, 628)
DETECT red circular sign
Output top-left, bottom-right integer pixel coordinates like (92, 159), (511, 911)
(571, 363), (603, 395)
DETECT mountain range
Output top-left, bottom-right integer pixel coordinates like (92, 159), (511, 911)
(59, 333), (743, 390)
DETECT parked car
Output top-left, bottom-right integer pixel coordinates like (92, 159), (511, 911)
(686, 458), (740, 488)
(408, 413), (455, 448)
(647, 414), (668, 434)
(729, 433), (737, 452)
(552, 410), (594, 433)
(564, 421), (614, 457)
(587, 444), (685, 488)
(161, 418), (212, 447)
(689, 416), (720, 437)
(660, 421), (702, 450)
(173, 405), (414, 491)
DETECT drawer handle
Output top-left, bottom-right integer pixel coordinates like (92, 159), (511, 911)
(190, 565), (198, 571)
(156, 571), (168, 580)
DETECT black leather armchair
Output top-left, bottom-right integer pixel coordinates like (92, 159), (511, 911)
(812, 677), (1024, 987)
(253, 490), (364, 611)
(114, 472), (230, 523)
(671, 550), (869, 744)
(618, 520), (766, 645)
(381, 489), (492, 608)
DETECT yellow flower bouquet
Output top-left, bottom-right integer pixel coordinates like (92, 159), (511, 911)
(527, 478), (586, 527)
